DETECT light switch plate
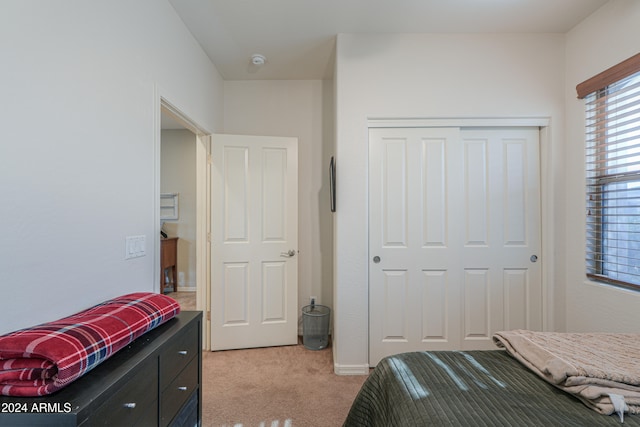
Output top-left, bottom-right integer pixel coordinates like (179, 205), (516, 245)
(125, 235), (146, 259)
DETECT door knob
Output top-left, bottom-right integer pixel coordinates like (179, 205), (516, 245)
(373, 256), (381, 263)
(280, 249), (296, 257)
(530, 255), (538, 263)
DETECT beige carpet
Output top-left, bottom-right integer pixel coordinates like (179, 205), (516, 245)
(202, 343), (367, 427)
(170, 292), (369, 427)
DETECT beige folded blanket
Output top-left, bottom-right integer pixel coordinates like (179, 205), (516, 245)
(493, 330), (640, 415)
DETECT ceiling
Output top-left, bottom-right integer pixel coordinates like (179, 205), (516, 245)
(168, 0), (609, 81)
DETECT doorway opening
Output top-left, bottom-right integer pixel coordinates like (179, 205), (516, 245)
(157, 97), (211, 349)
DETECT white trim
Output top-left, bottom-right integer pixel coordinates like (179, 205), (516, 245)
(154, 85), (212, 349)
(153, 86), (162, 295)
(334, 363), (370, 376)
(196, 134), (211, 351)
(539, 126), (553, 331)
(161, 98), (209, 136)
(583, 278), (640, 295)
(368, 117), (550, 128)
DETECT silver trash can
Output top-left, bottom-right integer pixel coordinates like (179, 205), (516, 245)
(301, 304), (330, 350)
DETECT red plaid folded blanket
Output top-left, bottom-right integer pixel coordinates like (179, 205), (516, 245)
(0, 292), (180, 397)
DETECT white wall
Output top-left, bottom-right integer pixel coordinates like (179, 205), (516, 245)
(334, 33), (567, 370)
(564, 0), (640, 331)
(0, 1), (223, 334)
(223, 80), (335, 323)
(161, 130), (198, 290)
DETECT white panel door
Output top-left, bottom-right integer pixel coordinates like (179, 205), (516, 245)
(459, 128), (542, 350)
(369, 128), (464, 364)
(211, 134), (298, 351)
(369, 127), (541, 365)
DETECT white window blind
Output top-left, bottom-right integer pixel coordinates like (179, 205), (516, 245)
(585, 68), (640, 289)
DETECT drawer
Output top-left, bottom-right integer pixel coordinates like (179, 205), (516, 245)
(159, 322), (198, 389)
(89, 358), (158, 426)
(160, 358), (199, 426)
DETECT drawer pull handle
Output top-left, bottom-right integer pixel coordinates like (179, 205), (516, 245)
(178, 350), (188, 356)
(178, 386), (188, 391)
(123, 402), (136, 409)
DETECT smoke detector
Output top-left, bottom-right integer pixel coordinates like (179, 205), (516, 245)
(251, 54), (266, 66)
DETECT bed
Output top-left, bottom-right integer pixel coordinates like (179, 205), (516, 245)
(344, 331), (640, 426)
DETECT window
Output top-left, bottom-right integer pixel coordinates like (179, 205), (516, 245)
(579, 54), (640, 289)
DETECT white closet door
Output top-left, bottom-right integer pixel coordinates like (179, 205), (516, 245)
(369, 127), (541, 366)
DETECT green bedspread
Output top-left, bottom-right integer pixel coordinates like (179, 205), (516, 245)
(343, 350), (640, 426)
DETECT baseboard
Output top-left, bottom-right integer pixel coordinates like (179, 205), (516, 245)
(177, 286), (197, 292)
(334, 362), (369, 376)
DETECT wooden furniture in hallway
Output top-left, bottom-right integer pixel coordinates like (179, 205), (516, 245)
(161, 237), (178, 294)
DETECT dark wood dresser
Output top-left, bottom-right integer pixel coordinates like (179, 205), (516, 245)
(0, 311), (202, 426)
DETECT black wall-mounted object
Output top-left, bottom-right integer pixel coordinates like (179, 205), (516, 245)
(330, 156), (336, 212)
